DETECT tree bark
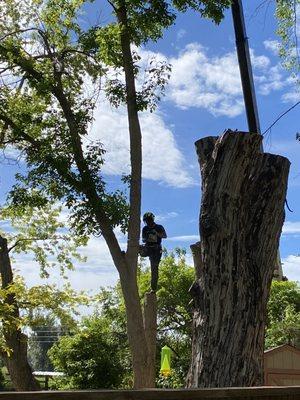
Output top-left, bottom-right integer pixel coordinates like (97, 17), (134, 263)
(116, 2), (157, 388)
(0, 236), (40, 391)
(118, 268), (150, 388)
(186, 130), (290, 388)
(143, 292), (157, 387)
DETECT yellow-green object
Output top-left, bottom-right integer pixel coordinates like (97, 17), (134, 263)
(160, 345), (172, 376)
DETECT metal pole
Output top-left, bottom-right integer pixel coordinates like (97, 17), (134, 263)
(231, 0), (261, 134)
(232, 0), (284, 279)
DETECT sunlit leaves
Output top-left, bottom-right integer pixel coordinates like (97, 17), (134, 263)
(99, 0), (230, 113)
(0, 0), (131, 238)
(105, 59), (172, 112)
(0, 202), (88, 277)
(0, 275), (90, 353)
(276, 0), (300, 78)
(266, 280), (300, 348)
(109, 0), (232, 46)
(172, 0), (232, 23)
(48, 315), (127, 389)
(96, 24), (123, 67)
(0, 0), (233, 243)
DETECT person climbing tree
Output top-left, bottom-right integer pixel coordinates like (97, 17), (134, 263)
(142, 212), (167, 292)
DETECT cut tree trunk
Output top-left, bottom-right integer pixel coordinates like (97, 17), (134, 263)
(186, 130), (290, 388)
(143, 292), (157, 387)
(0, 236), (40, 391)
(116, 2), (157, 388)
(119, 265), (157, 388)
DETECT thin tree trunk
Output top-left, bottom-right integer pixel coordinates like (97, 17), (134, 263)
(187, 130), (290, 387)
(116, 2), (157, 388)
(119, 270), (157, 388)
(0, 236), (40, 391)
(118, 268), (148, 388)
(143, 292), (157, 387)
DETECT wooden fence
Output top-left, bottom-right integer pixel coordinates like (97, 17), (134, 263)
(0, 387), (299, 400)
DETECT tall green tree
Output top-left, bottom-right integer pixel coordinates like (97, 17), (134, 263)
(0, 203), (88, 390)
(50, 251), (195, 389)
(266, 280), (300, 348)
(0, 0), (231, 387)
(49, 316), (128, 389)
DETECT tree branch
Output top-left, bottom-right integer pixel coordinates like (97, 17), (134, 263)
(116, 3), (142, 264)
(7, 236), (68, 253)
(107, 0), (117, 12)
(0, 28), (41, 41)
(0, 42), (125, 270)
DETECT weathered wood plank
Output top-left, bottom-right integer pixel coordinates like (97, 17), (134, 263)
(0, 387), (299, 400)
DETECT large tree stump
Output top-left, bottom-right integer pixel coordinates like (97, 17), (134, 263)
(186, 130), (290, 388)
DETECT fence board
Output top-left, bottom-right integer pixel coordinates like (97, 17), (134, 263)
(0, 387), (299, 400)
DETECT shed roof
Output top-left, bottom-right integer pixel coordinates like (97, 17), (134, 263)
(264, 344), (300, 357)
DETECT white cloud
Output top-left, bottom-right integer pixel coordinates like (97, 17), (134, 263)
(176, 29), (186, 41)
(282, 221), (300, 234)
(149, 42), (297, 115)
(263, 39), (300, 104)
(257, 65), (287, 95)
(281, 90), (300, 103)
(89, 96), (195, 188)
(263, 40), (280, 56)
(167, 234), (199, 242)
(282, 255), (300, 282)
(166, 43), (244, 117)
(159, 43), (296, 117)
(250, 49), (271, 70)
(155, 211), (179, 223)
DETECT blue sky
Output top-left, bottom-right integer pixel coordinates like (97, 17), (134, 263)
(0, 0), (300, 291)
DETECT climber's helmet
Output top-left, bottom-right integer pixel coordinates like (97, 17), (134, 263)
(143, 212), (155, 223)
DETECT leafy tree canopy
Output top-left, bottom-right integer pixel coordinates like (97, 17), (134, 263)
(275, 0), (300, 81)
(0, 1), (230, 384)
(48, 315), (128, 389)
(0, 0), (129, 237)
(266, 280), (300, 349)
(0, 202), (87, 276)
(96, 249), (194, 338)
(0, 202), (90, 355)
(116, 0), (232, 44)
(51, 250), (195, 388)
(50, 259), (300, 388)
(0, 0), (233, 238)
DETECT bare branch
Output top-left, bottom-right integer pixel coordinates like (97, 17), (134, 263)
(0, 28), (41, 41)
(8, 236), (67, 253)
(107, 0), (118, 12)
